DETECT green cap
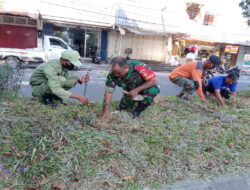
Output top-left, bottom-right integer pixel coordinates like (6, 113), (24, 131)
(61, 50), (82, 67)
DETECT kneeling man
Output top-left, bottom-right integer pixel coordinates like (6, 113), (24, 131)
(100, 57), (160, 118)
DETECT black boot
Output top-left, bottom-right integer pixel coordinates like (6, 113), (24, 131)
(52, 95), (67, 106)
(132, 103), (149, 118)
(42, 94), (56, 108)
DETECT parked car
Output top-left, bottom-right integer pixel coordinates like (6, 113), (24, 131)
(0, 35), (71, 67)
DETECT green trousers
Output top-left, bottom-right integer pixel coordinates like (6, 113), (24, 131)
(118, 86), (159, 110)
(170, 76), (196, 96)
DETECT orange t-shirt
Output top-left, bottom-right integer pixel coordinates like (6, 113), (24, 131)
(168, 61), (204, 98)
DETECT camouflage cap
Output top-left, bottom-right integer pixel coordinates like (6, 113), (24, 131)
(61, 50), (82, 67)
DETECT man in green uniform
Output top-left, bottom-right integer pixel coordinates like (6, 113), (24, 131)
(30, 50), (89, 107)
(99, 56), (159, 118)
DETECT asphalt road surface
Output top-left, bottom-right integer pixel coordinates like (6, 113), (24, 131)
(19, 63), (250, 101)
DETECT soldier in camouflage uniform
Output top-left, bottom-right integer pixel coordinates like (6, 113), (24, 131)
(30, 50), (89, 107)
(100, 57), (160, 118)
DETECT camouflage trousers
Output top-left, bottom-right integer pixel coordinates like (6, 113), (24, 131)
(170, 77), (196, 96)
(31, 75), (79, 100)
(118, 86), (160, 110)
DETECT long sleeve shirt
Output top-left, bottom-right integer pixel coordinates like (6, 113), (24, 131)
(30, 60), (78, 100)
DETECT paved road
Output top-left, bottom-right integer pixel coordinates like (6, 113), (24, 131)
(19, 63), (250, 101)
(19, 69), (181, 100)
(22, 61), (177, 72)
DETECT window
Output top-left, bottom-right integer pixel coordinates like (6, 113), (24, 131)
(86, 31), (99, 58)
(49, 38), (67, 49)
(203, 14), (214, 25)
(186, 3), (200, 20)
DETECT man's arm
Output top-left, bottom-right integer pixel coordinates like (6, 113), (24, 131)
(230, 82), (237, 103)
(70, 93), (89, 105)
(191, 69), (207, 104)
(99, 92), (113, 118)
(214, 89), (227, 107)
(127, 78), (158, 98)
(231, 92), (237, 103)
(99, 72), (117, 118)
(73, 73), (90, 85)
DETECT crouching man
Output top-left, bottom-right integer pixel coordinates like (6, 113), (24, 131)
(99, 57), (160, 118)
(204, 70), (239, 107)
(168, 55), (221, 103)
(30, 50), (89, 107)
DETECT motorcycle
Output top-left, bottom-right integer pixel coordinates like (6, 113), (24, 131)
(90, 46), (101, 64)
(203, 65), (240, 80)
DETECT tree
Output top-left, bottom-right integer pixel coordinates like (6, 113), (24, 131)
(239, 0), (250, 25)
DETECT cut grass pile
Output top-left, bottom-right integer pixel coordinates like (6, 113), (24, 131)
(0, 90), (249, 189)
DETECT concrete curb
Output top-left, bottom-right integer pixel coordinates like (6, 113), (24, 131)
(158, 174), (250, 190)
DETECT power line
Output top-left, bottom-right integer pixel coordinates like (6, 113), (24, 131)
(117, 1), (162, 11)
(39, 1), (216, 34)
(42, 14), (111, 26)
(40, 1), (168, 27)
(40, 0), (209, 27)
(39, 0), (247, 37)
(42, 0), (164, 21)
(40, 1), (190, 29)
(126, 0), (168, 4)
(74, 2), (162, 20)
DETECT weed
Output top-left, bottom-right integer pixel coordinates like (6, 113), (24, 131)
(0, 62), (23, 98)
(0, 91), (249, 189)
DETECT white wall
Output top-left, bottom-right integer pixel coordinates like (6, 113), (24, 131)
(236, 46), (250, 68)
(107, 30), (170, 62)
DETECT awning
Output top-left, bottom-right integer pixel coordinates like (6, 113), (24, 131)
(124, 27), (171, 36)
(39, 0), (113, 28)
(0, 0), (39, 19)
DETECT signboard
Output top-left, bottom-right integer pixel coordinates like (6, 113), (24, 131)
(179, 40), (186, 47)
(242, 54), (250, 72)
(224, 45), (239, 54)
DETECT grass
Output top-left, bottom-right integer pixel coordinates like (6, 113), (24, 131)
(0, 90), (250, 190)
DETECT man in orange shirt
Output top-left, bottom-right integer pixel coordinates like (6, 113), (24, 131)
(168, 55), (221, 103)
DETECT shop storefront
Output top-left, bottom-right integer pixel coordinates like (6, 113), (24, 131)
(171, 38), (248, 68)
(218, 44), (240, 66)
(42, 22), (101, 58)
(171, 39), (220, 65)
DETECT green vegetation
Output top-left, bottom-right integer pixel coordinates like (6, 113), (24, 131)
(239, 0), (250, 25)
(0, 62), (23, 97)
(0, 91), (249, 189)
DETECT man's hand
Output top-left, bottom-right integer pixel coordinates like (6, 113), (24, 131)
(80, 74), (89, 83)
(127, 89), (139, 99)
(70, 93), (89, 105)
(78, 95), (89, 105)
(201, 97), (208, 104)
(125, 78), (158, 99)
(99, 92), (112, 119)
(99, 111), (110, 119)
(214, 89), (226, 107)
(203, 78), (208, 85)
(231, 92), (237, 103)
